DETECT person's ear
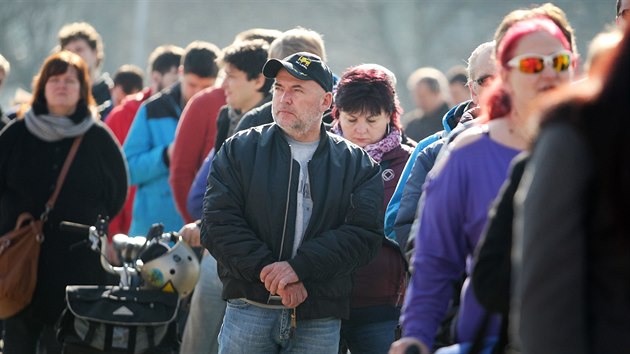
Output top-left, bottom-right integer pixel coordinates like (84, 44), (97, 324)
(253, 75), (266, 91)
(469, 83), (479, 104)
(321, 92), (333, 111)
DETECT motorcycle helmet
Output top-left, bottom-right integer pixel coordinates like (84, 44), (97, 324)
(137, 235), (200, 298)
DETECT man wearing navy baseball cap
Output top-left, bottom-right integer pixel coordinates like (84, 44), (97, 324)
(202, 50), (383, 353)
(262, 52), (335, 142)
(263, 52), (333, 93)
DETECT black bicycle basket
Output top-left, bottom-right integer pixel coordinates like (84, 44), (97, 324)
(57, 285), (180, 354)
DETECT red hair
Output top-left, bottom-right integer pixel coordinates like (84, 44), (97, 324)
(484, 17), (573, 120)
(332, 65), (402, 130)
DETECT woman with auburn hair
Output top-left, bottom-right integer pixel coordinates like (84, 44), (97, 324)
(331, 64), (412, 353)
(390, 14), (576, 354)
(0, 51), (127, 353)
(513, 25), (630, 354)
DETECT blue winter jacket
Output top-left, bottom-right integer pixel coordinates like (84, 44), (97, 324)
(123, 82), (184, 235)
(384, 100), (474, 243)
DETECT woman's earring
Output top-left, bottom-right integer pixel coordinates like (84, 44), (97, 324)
(387, 124), (391, 135)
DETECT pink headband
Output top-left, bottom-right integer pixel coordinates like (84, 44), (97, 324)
(498, 17), (572, 68)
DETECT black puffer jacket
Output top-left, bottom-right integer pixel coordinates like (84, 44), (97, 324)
(202, 123), (384, 320)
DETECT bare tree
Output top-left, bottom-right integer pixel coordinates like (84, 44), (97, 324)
(0, 1), (66, 95)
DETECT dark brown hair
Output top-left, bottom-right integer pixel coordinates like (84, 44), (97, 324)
(332, 65), (403, 131)
(58, 22), (104, 69)
(221, 39), (271, 93)
(113, 64), (144, 94)
(31, 51), (95, 122)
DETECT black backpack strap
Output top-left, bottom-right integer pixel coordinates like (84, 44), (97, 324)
(84, 321), (97, 344)
(146, 325), (156, 348)
(491, 315), (509, 354)
(128, 326), (137, 354)
(104, 324), (113, 351)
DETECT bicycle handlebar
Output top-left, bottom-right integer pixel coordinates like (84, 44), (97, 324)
(60, 219), (137, 286)
(59, 221), (91, 236)
(59, 219), (178, 288)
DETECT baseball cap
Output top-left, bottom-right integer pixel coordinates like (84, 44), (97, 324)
(262, 52), (333, 93)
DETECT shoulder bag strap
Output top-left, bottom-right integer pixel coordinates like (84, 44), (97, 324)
(41, 136), (83, 221)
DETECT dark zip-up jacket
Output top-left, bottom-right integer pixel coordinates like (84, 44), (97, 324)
(202, 123), (384, 320)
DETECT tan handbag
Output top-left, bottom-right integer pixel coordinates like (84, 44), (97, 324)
(0, 136), (82, 319)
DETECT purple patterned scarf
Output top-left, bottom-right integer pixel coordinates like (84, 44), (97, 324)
(331, 123), (402, 162)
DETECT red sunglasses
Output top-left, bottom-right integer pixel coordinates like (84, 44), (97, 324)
(507, 51), (572, 74)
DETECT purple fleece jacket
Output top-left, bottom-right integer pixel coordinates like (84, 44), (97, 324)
(401, 129), (519, 348)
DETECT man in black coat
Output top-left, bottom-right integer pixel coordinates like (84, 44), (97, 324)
(202, 52), (383, 353)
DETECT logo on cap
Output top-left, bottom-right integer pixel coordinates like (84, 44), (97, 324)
(296, 56), (312, 69)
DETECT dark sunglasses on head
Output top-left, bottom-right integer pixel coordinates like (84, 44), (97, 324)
(507, 51), (572, 74)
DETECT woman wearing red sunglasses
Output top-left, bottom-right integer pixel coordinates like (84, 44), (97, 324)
(513, 23), (630, 354)
(390, 10), (575, 354)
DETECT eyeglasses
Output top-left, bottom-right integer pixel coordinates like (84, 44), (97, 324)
(507, 51), (572, 74)
(472, 74), (494, 87)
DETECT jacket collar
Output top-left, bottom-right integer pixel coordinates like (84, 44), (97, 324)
(272, 122), (330, 156)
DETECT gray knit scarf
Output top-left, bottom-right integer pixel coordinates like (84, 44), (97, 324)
(24, 109), (94, 142)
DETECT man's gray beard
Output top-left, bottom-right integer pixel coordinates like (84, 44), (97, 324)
(289, 116), (319, 137)
(274, 108), (322, 138)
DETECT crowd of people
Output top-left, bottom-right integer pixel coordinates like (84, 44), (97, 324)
(0, 1), (629, 353)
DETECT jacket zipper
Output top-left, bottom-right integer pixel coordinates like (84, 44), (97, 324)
(268, 146), (294, 307)
(280, 147), (299, 332)
(277, 146), (293, 263)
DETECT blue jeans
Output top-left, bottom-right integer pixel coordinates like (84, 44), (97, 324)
(340, 319), (398, 354)
(340, 305), (400, 354)
(218, 299), (340, 354)
(181, 254), (227, 354)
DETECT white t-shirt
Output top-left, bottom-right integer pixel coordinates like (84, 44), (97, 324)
(286, 136), (319, 256)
